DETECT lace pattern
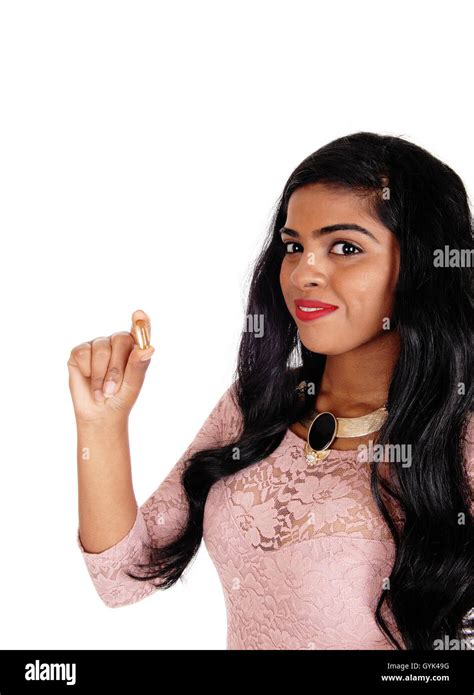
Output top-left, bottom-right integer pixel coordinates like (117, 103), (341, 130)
(77, 385), (473, 649)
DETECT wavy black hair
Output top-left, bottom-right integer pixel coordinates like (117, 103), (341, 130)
(127, 132), (474, 650)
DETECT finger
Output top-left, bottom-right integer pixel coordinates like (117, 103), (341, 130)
(90, 337), (112, 402)
(130, 309), (152, 350)
(67, 343), (93, 407)
(102, 332), (135, 398)
(68, 342), (92, 378)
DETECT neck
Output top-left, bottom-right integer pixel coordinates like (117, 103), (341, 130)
(316, 331), (400, 416)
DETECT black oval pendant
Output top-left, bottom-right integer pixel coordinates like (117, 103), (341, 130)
(308, 411), (337, 451)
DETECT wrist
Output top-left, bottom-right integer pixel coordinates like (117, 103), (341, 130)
(75, 417), (129, 437)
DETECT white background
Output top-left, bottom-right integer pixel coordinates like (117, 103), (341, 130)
(0, 1), (472, 650)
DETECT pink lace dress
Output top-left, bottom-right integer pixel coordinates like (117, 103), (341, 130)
(77, 383), (474, 650)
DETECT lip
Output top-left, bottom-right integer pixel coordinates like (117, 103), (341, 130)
(294, 298), (339, 322)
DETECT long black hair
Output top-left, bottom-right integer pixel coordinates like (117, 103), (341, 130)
(127, 132), (474, 650)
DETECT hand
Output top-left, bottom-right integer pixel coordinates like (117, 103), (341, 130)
(67, 309), (155, 426)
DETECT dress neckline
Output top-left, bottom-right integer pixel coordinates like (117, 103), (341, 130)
(285, 425), (360, 455)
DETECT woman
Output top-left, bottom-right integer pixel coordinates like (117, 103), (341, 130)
(68, 131), (473, 650)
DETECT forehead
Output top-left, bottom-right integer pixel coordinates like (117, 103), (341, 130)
(285, 182), (394, 243)
(286, 183), (373, 222)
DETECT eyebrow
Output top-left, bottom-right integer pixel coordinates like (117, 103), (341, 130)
(279, 223), (380, 243)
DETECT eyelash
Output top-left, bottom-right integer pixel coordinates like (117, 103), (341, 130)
(281, 239), (363, 256)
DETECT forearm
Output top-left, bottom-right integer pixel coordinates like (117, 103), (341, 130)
(77, 421), (138, 553)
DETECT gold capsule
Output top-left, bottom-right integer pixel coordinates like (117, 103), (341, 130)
(134, 319), (151, 350)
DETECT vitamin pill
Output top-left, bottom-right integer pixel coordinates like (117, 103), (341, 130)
(134, 319), (151, 350)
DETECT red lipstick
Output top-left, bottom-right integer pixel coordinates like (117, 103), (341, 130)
(294, 298), (339, 322)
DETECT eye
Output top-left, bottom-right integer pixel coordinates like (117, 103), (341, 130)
(330, 241), (362, 256)
(281, 240), (303, 254)
(280, 238), (363, 257)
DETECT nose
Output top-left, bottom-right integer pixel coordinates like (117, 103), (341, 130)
(289, 252), (329, 290)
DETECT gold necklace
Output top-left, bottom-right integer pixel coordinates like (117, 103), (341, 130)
(295, 381), (388, 466)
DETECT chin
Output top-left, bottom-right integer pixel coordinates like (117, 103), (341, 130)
(297, 331), (361, 356)
(298, 339), (346, 356)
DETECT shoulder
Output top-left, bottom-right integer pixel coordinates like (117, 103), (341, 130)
(209, 381), (243, 445)
(217, 368), (304, 443)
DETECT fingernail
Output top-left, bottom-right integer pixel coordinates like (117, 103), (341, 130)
(103, 381), (117, 396)
(94, 389), (104, 401)
(139, 347), (155, 361)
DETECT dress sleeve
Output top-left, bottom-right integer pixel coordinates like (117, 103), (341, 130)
(76, 381), (241, 608)
(463, 412), (474, 515)
(461, 412), (474, 647)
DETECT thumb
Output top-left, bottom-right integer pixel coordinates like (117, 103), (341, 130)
(120, 342), (155, 402)
(118, 309), (155, 405)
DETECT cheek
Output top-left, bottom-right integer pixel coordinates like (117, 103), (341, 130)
(279, 264), (291, 299)
(338, 261), (396, 322)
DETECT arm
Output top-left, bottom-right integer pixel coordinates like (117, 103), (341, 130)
(77, 422), (137, 554)
(77, 381), (241, 608)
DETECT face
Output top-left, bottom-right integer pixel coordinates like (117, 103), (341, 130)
(279, 182), (400, 355)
